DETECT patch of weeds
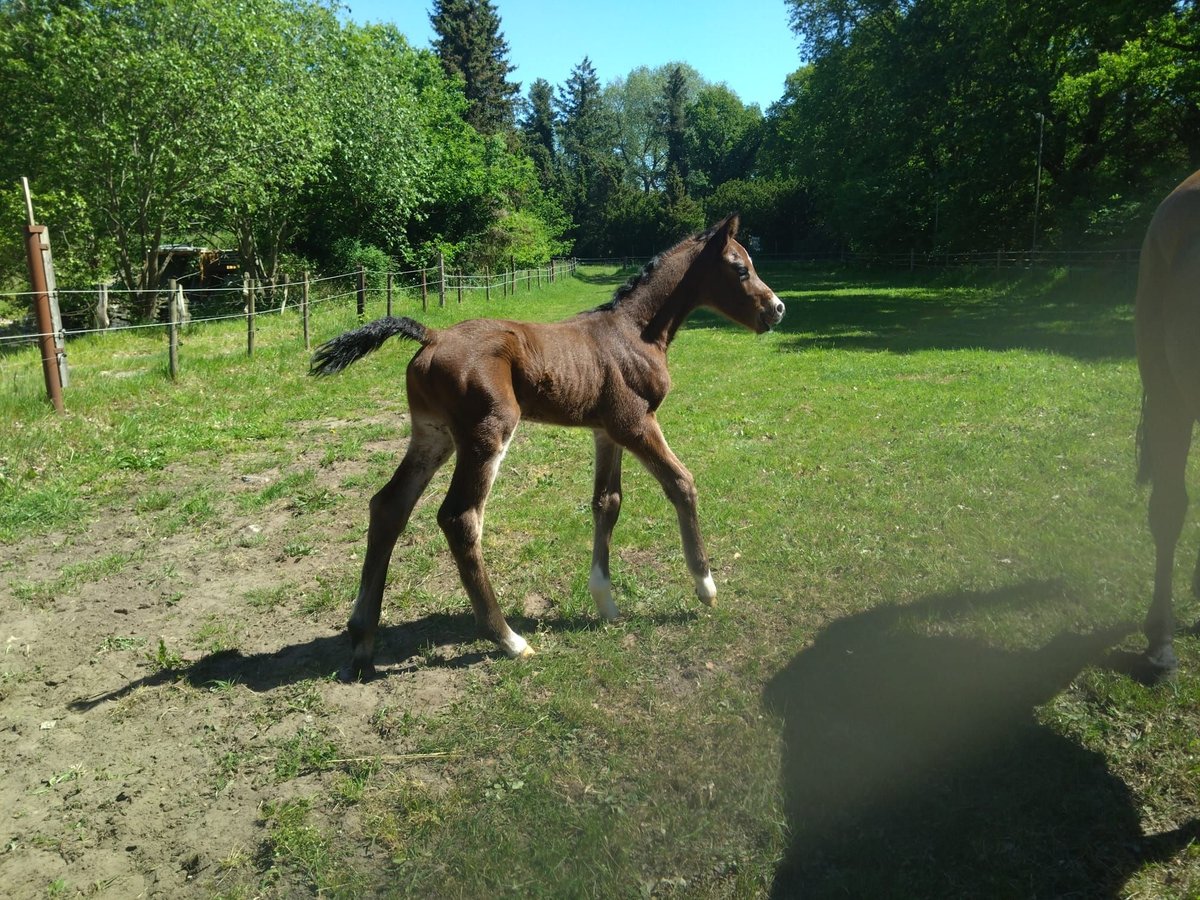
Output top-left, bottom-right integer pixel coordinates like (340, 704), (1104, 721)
(136, 489), (174, 514)
(114, 448), (166, 471)
(283, 680), (328, 716)
(289, 487), (336, 516)
(245, 584), (290, 611)
(214, 749), (251, 793)
(334, 759), (378, 806)
(300, 574), (349, 618)
(194, 615), (241, 655)
(281, 541), (315, 560)
(13, 552), (135, 607)
(46, 877), (71, 897)
(160, 488), (220, 536)
(260, 798), (362, 895)
(145, 638), (184, 673)
(240, 471), (316, 512)
(273, 729), (340, 781)
(98, 635), (146, 654)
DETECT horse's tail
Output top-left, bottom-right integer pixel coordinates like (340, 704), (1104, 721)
(1135, 390), (1152, 485)
(309, 316), (431, 376)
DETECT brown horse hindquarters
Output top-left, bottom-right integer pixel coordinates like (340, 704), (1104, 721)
(1135, 170), (1200, 672)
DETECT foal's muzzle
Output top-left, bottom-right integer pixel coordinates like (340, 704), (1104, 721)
(760, 294), (786, 331)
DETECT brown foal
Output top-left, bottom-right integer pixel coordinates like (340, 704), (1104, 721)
(312, 215), (785, 681)
(1135, 170), (1200, 673)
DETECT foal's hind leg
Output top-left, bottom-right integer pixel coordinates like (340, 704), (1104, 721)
(622, 415), (717, 606)
(589, 431), (624, 621)
(345, 418), (453, 681)
(1142, 395), (1192, 671)
(438, 420), (533, 658)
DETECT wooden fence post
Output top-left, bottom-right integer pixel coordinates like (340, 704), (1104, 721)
(244, 271), (255, 357)
(168, 278), (179, 381)
(438, 253), (446, 307)
(386, 271), (393, 317)
(356, 265), (365, 318)
(96, 282), (109, 330)
(510, 256), (516, 295)
(485, 266), (491, 301)
(457, 269), (463, 304)
(422, 268), (428, 312)
(302, 270), (310, 351)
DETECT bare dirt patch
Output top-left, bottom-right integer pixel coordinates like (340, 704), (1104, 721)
(0, 432), (493, 897)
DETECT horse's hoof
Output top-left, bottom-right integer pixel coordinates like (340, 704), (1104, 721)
(339, 661), (376, 683)
(500, 631), (536, 660)
(1144, 645), (1179, 680)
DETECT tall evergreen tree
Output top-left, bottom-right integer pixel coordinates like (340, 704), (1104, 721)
(430, 0), (519, 134)
(520, 77), (557, 187)
(662, 65), (690, 189)
(556, 56), (619, 253)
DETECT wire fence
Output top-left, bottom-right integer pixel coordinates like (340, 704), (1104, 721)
(577, 246), (1141, 270)
(0, 258), (579, 347)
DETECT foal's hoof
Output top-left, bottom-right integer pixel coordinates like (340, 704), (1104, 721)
(339, 661), (376, 683)
(499, 632), (536, 660)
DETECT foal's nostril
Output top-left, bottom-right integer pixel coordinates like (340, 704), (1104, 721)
(773, 298), (786, 320)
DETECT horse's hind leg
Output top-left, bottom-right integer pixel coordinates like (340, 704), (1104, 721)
(589, 431), (624, 621)
(345, 418), (453, 682)
(1142, 393), (1192, 671)
(438, 419), (533, 659)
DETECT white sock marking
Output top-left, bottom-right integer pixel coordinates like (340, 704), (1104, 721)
(500, 628), (533, 659)
(589, 564), (621, 621)
(696, 571), (717, 605)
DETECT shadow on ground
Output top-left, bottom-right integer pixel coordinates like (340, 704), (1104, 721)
(763, 581), (1199, 898)
(68, 608), (695, 710)
(693, 265), (1138, 360)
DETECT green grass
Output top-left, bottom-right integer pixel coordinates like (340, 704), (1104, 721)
(3, 262), (1200, 897)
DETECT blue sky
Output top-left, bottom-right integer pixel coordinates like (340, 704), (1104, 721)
(341, 0), (802, 111)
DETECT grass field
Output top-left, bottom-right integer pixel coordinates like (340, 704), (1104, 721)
(1, 262), (1198, 898)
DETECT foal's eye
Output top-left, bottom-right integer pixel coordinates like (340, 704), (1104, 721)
(735, 264), (749, 280)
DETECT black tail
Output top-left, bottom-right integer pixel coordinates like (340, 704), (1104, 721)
(309, 316), (431, 376)
(1136, 391), (1151, 485)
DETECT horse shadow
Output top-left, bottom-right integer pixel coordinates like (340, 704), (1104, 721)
(69, 608), (696, 711)
(763, 582), (1199, 898)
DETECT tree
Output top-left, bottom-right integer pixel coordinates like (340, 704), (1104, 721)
(0, 0), (340, 319)
(430, 0), (520, 135)
(662, 65), (690, 189)
(520, 78), (558, 190)
(685, 85), (763, 197)
(556, 57), (620, 254)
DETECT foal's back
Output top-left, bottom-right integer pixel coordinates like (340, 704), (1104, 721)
(406, 310), (657, 431)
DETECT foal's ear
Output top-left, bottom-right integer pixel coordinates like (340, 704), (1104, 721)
(704, 213), (741, 254)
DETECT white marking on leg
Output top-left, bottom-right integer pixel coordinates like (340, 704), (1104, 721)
(500, 627), (535, 659)
(589, 563), (621, 621)
(695, 571), (717, 607)
(479, 430), (515, 529)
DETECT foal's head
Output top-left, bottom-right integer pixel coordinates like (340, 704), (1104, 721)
(694, 214), (785, 333)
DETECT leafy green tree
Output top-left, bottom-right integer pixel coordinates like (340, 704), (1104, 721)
(662, 65), (690, 189)
(430, 0), (520, 135)
(0, 0), (345, 318)
(685, 85), (764, 197)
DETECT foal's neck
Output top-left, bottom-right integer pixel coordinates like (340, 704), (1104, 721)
(619, 246), (701, 349)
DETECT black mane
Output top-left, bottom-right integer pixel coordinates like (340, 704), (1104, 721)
(592, 224), (719, 313)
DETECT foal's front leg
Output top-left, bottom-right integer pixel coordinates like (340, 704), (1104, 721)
(589, 431), (624, 620)
(437, 424), (534, 659)
(624, 416), (717, 607)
